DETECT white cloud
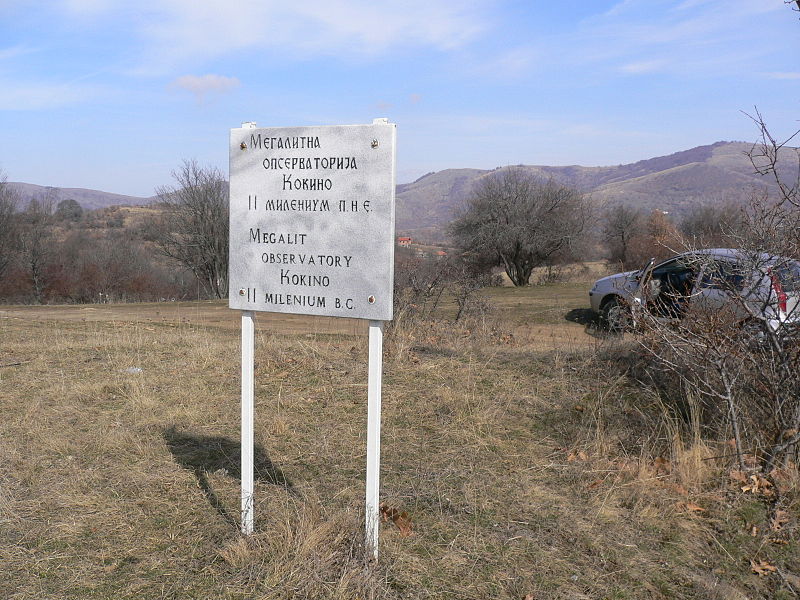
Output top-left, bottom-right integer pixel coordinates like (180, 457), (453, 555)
(765, 72), (800, 80)
(62, 0), (115, 14)
(462, 43), (542, 83)
(0, 80), (95, 110)
(170, 73), (240, 101)
(57, 0), (492, 74)
(619, 59), (668, 74)
(0, 45), (35, 62)
(484, 46), (538, 78)
(678, 0), (784, 14)
(603, 0), (643, 18)
(439, 114), (553, 134)
(566, 0), (795, 78)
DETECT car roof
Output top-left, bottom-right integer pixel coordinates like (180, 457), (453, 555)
(676, 248), (797, 264)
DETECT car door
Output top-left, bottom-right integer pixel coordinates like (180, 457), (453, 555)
(630, 258), (656, 321)
(694, 258), (749, 321)
(635, 255), (700, 320)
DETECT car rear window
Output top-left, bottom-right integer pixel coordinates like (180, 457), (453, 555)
(776, 261), (800, 293)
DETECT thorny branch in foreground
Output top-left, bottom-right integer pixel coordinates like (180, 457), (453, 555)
(634, 117), (800, 474)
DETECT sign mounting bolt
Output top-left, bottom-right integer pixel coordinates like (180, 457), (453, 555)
(240, 142), (247, 150)
(239, 289), (246, 296)
(371, 139), (378, 149)
(368, 295), (376, 304)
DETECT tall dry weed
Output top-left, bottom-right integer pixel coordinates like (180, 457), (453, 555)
(218, 500), (395, 599)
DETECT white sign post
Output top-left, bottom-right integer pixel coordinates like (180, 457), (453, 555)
(365, 320), (384, 557)
(229, 120), (396, 560)
(241, 309), (255, 535)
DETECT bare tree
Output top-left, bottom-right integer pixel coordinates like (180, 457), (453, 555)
(602, 203), (644, 269)
(0, 171), (18, 281)
(449, 260), (493, 322)
(153, 160), (229, 299)
(449, 169), (589, 286)
(17, 194), (55, 303)
(679, 201), (746, 248)
(624, 209), (681, 268)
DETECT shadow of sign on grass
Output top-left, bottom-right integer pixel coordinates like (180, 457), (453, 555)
(163, 426), (297, 527)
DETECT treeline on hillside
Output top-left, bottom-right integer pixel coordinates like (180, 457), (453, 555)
(0, 158), (781, 305)
(0, 161), (233, 305)
(448, 167), (754, 288)
(0, 177), (200, 305)
(600, 200), (749, 271)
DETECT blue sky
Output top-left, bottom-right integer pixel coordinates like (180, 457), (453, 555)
(0, 0), (797, 197)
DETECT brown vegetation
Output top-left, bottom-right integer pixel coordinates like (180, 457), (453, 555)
(0, 192), (196, 304)
(2, 276), (800, 598)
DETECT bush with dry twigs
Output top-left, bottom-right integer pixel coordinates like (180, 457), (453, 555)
(632, 115), (800, 476)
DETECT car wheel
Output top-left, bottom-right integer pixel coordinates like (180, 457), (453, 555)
(601, 296), (630, 334)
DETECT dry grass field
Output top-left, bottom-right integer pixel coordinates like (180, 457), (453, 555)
(2, 277), (800, 599)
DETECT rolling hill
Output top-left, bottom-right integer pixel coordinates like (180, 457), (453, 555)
(396, 141), (795, 242)
(7, 182), (156, 211)
(8, 141), (795, 243)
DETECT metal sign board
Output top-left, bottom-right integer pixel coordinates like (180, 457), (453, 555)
(229, 121), (396, 321)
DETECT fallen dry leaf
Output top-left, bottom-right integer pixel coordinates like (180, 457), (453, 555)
(567, 450), (588, 462)
(586, 478), (605, 490)
(771, 538), (789, 546)
(729, 470), (748, 485)
(771, 510), (790, 532)
(684, 502), (706, 513)
(750, 559), (777, 577)
(742, 474), (774, 497)
(379, 503), (413, 537)
(379, 503), (394, 523)
(768, 468), (797, 494)
(395, 512), (412, 537)
(654, 456), (672, 476)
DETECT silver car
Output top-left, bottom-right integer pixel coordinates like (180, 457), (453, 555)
(589, 248), (800, 333)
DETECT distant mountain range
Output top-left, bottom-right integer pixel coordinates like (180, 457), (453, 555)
(8, 182), (156, 211)
(9, 141), (794, 242)
(396, 141), (795, 241)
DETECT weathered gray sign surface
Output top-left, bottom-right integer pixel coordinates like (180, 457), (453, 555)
(229, 121), (396, 320)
